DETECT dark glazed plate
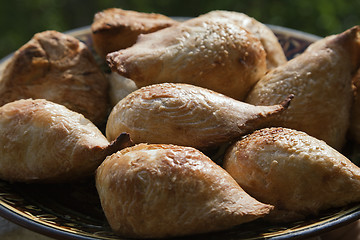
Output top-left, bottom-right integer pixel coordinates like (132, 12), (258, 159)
(0, 24), (359, 240)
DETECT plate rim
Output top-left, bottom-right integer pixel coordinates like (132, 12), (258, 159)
(0, 200), (100, 240)
(1, 198), (359, 240)
(265, 204), (360, 239)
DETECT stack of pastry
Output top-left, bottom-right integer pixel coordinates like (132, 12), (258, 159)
(1, 7), (360, 239)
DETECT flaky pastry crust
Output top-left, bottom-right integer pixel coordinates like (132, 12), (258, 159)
(0, 99), (132, 183)
(96, 143), (272, 238)
(107, 16), (267, 100)
(0, 30), (109, 126)
(200, 10), (287, 69)
(246, 26), (360, 149)
(106, 83), (292, 148)
(223, 127), (360, 221)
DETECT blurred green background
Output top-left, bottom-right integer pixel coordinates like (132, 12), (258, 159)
(1, 0), (360, 58)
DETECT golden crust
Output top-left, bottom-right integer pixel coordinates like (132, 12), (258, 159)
(0, 99), (131, 183)
(106, 83), (291, 148)
(106, 16), (267, 100)
(91, 8), (178, 58)
(246, 26), (360, 150)
(200, 10), (287, 69)
(0, 30), (109, 126)
(223, 127), (360, 221)
(96, 143), (272, 238)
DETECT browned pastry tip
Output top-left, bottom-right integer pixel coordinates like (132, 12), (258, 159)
(280, 94), (295, 109)
(104, 132), (134, 156)
(307, 25), (360, 73)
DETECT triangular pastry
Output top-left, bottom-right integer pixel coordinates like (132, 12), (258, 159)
(223, 127), (360, 221)
(246, 26), (360, 149)
(106, 83), (292, 149)
(107, 15), (267, 100)
(0, 99), (132, 183)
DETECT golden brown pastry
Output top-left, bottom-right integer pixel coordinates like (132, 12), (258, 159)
(0, 99), (132, 183)
(200, 10), (287, 69)
(106, 83), (293, 149)
(96, 143), (273, 238)
(246, 26), (360, 150)
(0, 30), (109, 126)
(107, 15), (267, 100)
(223, 127), (360, 222)
(91, 8), (178, 58)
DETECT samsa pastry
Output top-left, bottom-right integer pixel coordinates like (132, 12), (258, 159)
(200, 10), (287, 69)
(106, 83), (293, 149)
(0, 30), (109, 126)
(96, 144), (273, 238)
(246, 26), (360, 150)
(91, 8), (178, 58)
(107, 15), (267, 100)
(0, 99), (132, 183)
(223, 127), (360, 221)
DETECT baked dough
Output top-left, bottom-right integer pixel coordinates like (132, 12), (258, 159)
(0, 99), (132, 183)
(108, 72), (138, 107)
(246, 26), (360, 150)
(0, 30), (109, 126)
(96, 143), (273, 238)
(106, 15), (267, 100)
(106, 83), (292, 148)
(349, 69), (360, 144)
(91, 8), (178, 58)
(223, 127), (360, 221)
(200, 10), (287, 69)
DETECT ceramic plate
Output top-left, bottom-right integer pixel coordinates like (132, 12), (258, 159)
(0, 23), (359, 240)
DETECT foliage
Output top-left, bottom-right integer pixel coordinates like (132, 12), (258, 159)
(0, 0), (359, 58)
